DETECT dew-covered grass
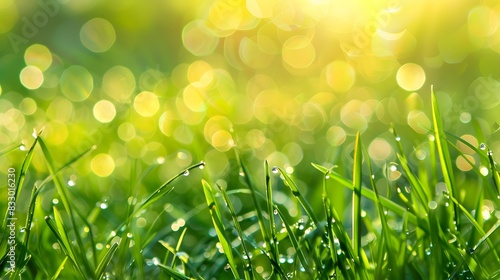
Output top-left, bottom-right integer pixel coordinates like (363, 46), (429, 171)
(1, 91), (500, 279)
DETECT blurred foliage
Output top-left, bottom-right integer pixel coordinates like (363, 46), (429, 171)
(1, 0), (500, 277)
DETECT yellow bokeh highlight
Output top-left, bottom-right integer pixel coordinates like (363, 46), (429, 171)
(80, 18), (116, 53)
(24, 44), (52, 71)
(326, 126), (346, 146)
(282, 35), (316, 69)
(211, 130), (234, 152)
(246, 0), (276, 18)
(187, 61), (214, 88)
(456, 154), (475, 172)
(103, 66), (136, 102)
(134, 91), (159, 117)
(396, 63), (426, 91)
(368, 138), (393, 162)
(183, 85), (206, 112)
(2, 108), (25, 132)
(118, 122), (136, 141)
(93, 100), (116, 123)
(20, 66), (44, 90)
(325, 61), (355, 92)
(91, 153), (115, 177)
(457, 134), (478, 155)
(407, 110), (431, 134)
(19, 98), (37, 115)
(182, 20), (219, 56)
(60, 65), (94, 101)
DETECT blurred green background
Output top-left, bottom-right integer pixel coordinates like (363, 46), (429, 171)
(1, 0), (500, 275)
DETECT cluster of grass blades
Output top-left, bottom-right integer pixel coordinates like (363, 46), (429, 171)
(1, 88), (500, 279)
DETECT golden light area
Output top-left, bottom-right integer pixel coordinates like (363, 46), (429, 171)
(93, 100), (116, 123)
(282, 35), (316, 69)
(396, 63), (426, 91)
(19, 98), (37, 115)
(183, 85), (206, 112)
(246, 0), (276, 18)
(60, 65), (94, 101)
(407, 110), (431, 134)
(80, 18), (116, 53)
(20, 66), (44, 90)
(456, 154), (475, 172)
(187, 60), (214, 88)
(103, 66), (136, 102)
(182, 20), (219, 56)
(324, 61), (355, 92)
(91, 153), (115, 177)
(24, 44), (53, 71)
(457, 134), (478, 155)
(46, 98), (74, 122)
(368, 138), (393, 162)
(134, 91), (159, 117)
(211, 130), (234, 152)
(326, 126), (346, 146)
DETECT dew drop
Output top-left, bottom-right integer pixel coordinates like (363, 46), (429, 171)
(52, 198), (59, 205)
(183, 170), (190, 176)
(127, 232), (133, 238)
(272, 166), (279, 174)
(20, 227), (25, 233)
(67, 180), (75, 187)
(325, 175), (330, 179)
(20, 144), (26, 151)
(395, 136), (401, 142)
(239, 171), (245, 177)
(425, 248), (431, 255)
(199, 161), (205, 169)
(467, 248), (475, 255)
(100, 203), (108, 210)
(480, 143), (487, 150)
(224, 263), (231, 271)
(273, 209), (278, 215)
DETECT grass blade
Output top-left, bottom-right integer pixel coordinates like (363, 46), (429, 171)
(201, 180), (240, 279)
(274, 167), (319, 225)
(94, 242), (119, 280)
(51, 256), (68, 280)
(217, 184), (253, 280)
(431, 88), (459, 230)
(352, 132), (362, 262)
(156, 262), (193, 280)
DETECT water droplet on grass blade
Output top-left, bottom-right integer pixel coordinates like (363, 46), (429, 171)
(183, 170), (190, 176)
(272, 166), (279, 174)
(395, 136), (401, 141)
(100, 203), (108, 209)
(52, 198), (59, 205)
(199, 161), (205, 169)
(480, 143), (486, 150)
(20, 144), (26, 151)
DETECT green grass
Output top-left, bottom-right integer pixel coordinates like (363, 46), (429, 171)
(1, 92), (500, 279)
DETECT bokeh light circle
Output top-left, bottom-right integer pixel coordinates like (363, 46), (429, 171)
(24, 44), (52, 71)
(396, 63), (426, 91)
(282, 36), (316, 69)
(325, 61), (355, 92)
(60, 65), (94, 101)
(134, 91), (160, 117)
(103, 66), (136, 102)
(182, 20), (219, 56)
(80, 18), (116, 53)
(20, 66), (44, 90)
(91, 153), (115, 177)
(93, 100), (116, 123)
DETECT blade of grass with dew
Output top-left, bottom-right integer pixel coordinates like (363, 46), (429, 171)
(431, 88), (459, 230)
(44, 211), (86, 279)
(94, 242), (119, 280)
(445, 193), (500, 262)
(51, 256), (68, 280)
(159, 232), (204, 280)
(274, 205), (314, 278)
(363, 141), (400, 277)
(486, 148), (500, 198)
(312, 163), (430, 233)
(201, 180), (240, 280)
(131, 162), (205, 222)
(156, 262), (193, 280)
(236, 154), (272, 261)
(217, 184), (253, 280)
(0, 143), (23, 157)
(38, 137), (94, 277)
(1, 136), (39, 253)
(392, 125), (430, 210)
(321, 170), (339, 278)
(352, 132), (362, 265)
(275, 167), (319, 226)
(264, 160), (280, 268)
